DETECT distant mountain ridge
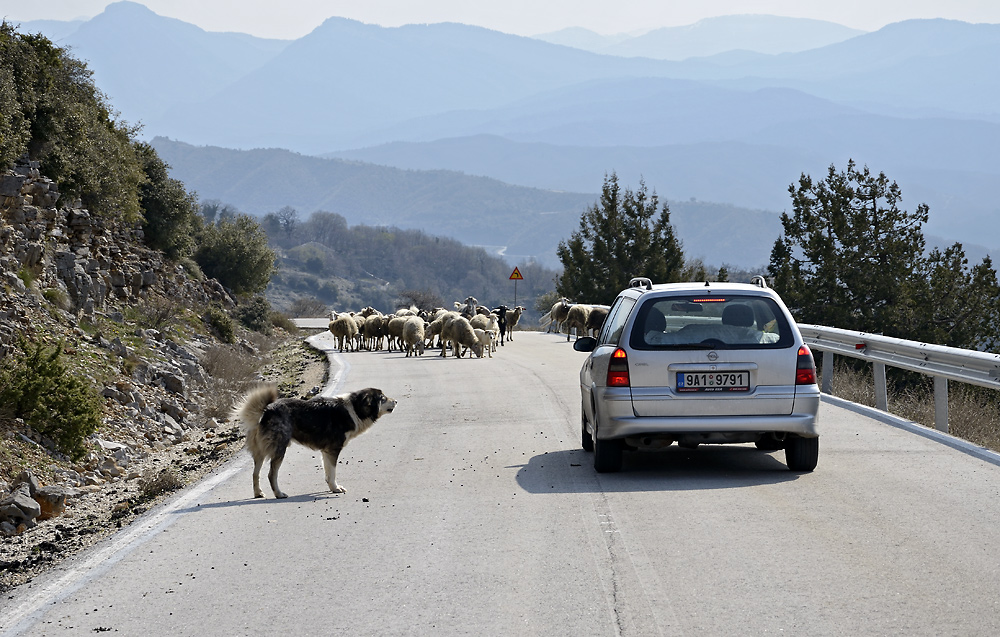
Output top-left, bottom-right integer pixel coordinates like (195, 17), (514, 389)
(535, 15), (866, 59)
(150, 138), (784, 269)
(21, 2), (290, 123)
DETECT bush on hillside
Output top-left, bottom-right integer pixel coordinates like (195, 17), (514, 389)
(204, 305), (236, 344)
(195, 215), (276, 296)
(234, 295), (273, 334)
(0, 340), (102, 460)
(0, 23), (144, 221)
(135, 141), (199, 259)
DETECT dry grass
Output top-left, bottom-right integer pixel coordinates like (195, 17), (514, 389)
(199, 342), (273, 420)
(197, 332), (314, 421)
(821, 359), (1000, 452)
(138, 467), (184, 498)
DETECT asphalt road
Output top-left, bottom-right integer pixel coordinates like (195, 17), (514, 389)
(4, 331), (1000, 636)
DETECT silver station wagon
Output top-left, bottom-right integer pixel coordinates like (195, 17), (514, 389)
(573, 277), (820, 473)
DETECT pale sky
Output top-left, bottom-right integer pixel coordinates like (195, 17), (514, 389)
(4, 0), (1000, 39)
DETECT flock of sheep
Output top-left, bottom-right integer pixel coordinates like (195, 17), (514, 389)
(326, 296), (611, 359)
(327, 297), (526, 359)
(540, 297), (611, 341)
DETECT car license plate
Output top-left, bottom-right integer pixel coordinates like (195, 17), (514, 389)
(677, 372), (749, 392)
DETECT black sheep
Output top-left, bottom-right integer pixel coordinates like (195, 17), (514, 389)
(494, 305), (508, 346)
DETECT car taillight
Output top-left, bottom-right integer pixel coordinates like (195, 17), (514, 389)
(607, 348), (630, 387)
(796, 345), (817, 385)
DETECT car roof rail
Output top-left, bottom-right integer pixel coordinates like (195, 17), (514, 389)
(750, 275), (769, 288)
(628, 277), (653, 290)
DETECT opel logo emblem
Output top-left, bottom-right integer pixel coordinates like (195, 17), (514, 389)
(707, 351), (719, 362)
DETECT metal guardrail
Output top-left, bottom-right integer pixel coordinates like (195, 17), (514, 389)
(798, 324), (1000, 433)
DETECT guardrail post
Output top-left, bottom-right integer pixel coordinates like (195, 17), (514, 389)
(821, 351), (834, 394)
(934, 376), (949, 433)
(874, 362), (888, 411)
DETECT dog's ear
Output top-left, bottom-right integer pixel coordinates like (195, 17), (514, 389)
(361, 388), (380, 416)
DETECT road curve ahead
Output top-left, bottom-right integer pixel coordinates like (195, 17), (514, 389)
(4, 331), (1000, 636)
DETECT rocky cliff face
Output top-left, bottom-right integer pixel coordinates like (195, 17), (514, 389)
(0, 156), (260, 557)
(1, 157), (234, 353)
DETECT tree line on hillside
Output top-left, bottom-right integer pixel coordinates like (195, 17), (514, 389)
(558, 169), (999, 354)
(0, 22), (276, 301)
(254, 206), (559, 315)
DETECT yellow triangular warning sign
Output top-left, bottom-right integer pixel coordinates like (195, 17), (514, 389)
(509, 267), (523, 280)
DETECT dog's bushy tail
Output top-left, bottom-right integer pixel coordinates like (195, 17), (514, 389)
(232, 384), (279, 436)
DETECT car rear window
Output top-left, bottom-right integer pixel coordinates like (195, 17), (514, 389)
(628, 294), (794, 350)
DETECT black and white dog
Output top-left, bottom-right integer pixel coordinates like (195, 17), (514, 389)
(233, 386), (397, 498)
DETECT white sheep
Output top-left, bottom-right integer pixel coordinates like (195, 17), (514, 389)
(328, 312), (358, 352)
(455, 296), (478, 319)
(386, 316), (407, 351)
(441, 315), (483, 358)
(427, 311), (459, 351)
(554, 298), (572, 327)
(402, 316), (426, 357)
(564, 304), (592, 341)
(541, 297), (572, 333)
(505, 305), (525, 341)
(362, 313), (386, 350)
(353, 314), (367, 350)
(585, 306), (609, 337)
(470, 312), (500, 354)
(473, 328), (495, 358)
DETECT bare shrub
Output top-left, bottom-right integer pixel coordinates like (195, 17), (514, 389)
(139, 468), (184, 498)
(821, 359), (876, 407)
(947, 386), (1000, 451)
(135, 295), (183, 331)
(289, 296), (328, 318)
(199, 344), (269, 419)
(271, 312), (298, 333)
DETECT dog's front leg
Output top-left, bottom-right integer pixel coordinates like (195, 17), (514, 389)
(322, 448), (345, 493)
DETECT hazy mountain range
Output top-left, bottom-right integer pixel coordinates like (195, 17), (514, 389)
(534, 15), (865, 59)
(17, 1), (1000, 269)
(150, 137), (784, 269)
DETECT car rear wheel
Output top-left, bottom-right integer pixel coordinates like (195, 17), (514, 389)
(593, 436), (623, 473)
(785, 435), (819, 471)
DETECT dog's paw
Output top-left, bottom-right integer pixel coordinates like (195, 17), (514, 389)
(254, 492), (264, 499)
(275, 491), (289, 499)
(330, 484), (346, 494)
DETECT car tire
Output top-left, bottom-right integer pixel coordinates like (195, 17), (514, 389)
(785, 436), (819, 471)
(581, 413), (594, 452)
(594, 437), (623, 473)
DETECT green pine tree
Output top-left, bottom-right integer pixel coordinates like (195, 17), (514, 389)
(556, 173), (684, 304)
(769, 160), (1000, 351)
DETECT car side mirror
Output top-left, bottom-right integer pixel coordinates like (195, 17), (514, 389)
(573, 336), (597, 352)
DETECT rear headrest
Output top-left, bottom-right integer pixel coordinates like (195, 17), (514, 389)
(722, 304), (754, 328)
(645, 308), (666, 332)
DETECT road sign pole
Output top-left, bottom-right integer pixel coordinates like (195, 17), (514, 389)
(509, 267), (524, 306)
